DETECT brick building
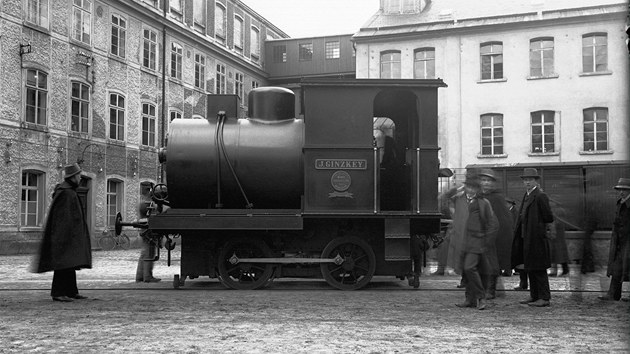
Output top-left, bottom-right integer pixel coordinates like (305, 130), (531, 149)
(0, 0), (287, 253)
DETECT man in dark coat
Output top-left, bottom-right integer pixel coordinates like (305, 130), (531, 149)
(35, 163), (92, 302)
(511, 168), (554, 307)
(599, 177), (630, 301)
(454, 173), (499, 310)
(478, 168), (514, 299)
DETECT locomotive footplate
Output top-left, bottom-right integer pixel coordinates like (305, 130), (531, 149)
(229, 254), (345, 265)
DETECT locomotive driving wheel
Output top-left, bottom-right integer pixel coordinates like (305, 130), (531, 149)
(320, 236), (376, 290)
(217, 238), (274, 290)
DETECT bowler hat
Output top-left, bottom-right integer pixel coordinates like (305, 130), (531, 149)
(614, 177), (630, 190)
(478, 168), (497, 181)
(519, 168), (540, 179)
(63, 163), (82, 178)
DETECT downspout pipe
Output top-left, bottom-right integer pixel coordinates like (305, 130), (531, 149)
(160, 2), (167, 182)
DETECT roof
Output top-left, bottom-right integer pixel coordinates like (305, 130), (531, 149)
(354, 0), (628, 39)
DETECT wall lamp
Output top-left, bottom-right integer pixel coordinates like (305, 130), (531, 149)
(19, 42), (32, 56)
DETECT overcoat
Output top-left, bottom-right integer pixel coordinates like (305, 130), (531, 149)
(444, 187), (468, 274)
(35, 181), (92, 273)
(481, 189), (514, 272)
(511, 187), (554, 271)
(606, 197), (630, 281)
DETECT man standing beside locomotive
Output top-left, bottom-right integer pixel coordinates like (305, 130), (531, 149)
(34, 163), (92, 302)
(599, 177), (630, 302)
(453, 172), (499, 310)
(478, 169), (514, 299)
(512, 168), (554, 307)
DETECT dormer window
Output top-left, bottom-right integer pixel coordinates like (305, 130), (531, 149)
(382, 0), (428, 14)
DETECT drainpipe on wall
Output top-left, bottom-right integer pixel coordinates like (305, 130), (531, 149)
(160, 2), (167, 182)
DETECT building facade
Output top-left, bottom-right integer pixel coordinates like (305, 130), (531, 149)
(0, 0), (287, 253)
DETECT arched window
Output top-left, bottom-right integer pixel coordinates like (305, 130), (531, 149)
(109, 92), (125, 141)
(380, 51), (401, 79)
(70, 81), (91, 133)
(142, 102), (156, 146)
(480, 42), (503, 80)
(106, 178), (123, 228)
(480, 114), (503, 156)
(25, 69), (48, 126)
(21, 170), (46, 227)
(583, 107), (608, 152)
(414, 47), (435, 79)
(582, 33), (607, 73)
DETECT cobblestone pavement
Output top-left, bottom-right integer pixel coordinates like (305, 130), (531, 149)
(0, 250), (628, 353)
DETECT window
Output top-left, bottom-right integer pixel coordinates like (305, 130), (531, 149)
(480, 42), (503, 80)
(21, 170), (44, 227)
(25, 69), (48, 126)
(25, 0), (49, 28)
(195, 53), (206, 90)
(170, 42), (182, 80)
(234, 16), (243, 51)
(531, 111), (555, 153)
(169, 0), (182, 21)
(215, 4), (226, 43)
(583, 108), (608, 151)
(111, 14), (126, 58)
(216, 63), (226, 94)
(582, 33), (608, 73)
(384, 0), (420, 13)
(299, 43), (313, 61)
(72, 0), (91, 44)
(273, 45), (287, 63)
(250, 27), (260, 59)
(325, 41), (340, 59)
(414, 48), (435, 79)
(169, 110), (182, 122)
(142, 103), (156, 147)
(235, 72), (243, 99)
(106, 179), (123, 227)
(480, 114), (503, 155)
(193, 0), (205, 32)
(530, 38), (554, 77)
(70, 81), (90, 133)
(380, 51), (401, 79)
(109, 93), (125, 141)
(143, 29), (157, 70)
(252, 81), (259, 89)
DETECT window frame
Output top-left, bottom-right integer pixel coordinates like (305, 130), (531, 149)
(192, 0), (206, 32)
(106, 178), (123, 228)
(299, 43), (313, 61)
(325, 41), (340, 60)
(529, 37), (555, 78)
(24, 0), (50, 29)
(250, 26), (260, 60)
(142, 28), (158, 71)
(582, 107), (609, 152)
(194, 52), (206, 90)
(70, 81), (91, 134)
(582, 33), (608, 74)
(170, 42), (183, 80)
(479, 113), (504, 156)
(108, 92), (126, 141)
(480, 41), (503, 81)
(380, 50), (401, 79)
(110, 13), (127, 59)
(24, 68), (49, 126)
(235, 72), (244, 100)
(214, 3), (226, 44)
(530, 110), (556, 154)
(20, 169), (45, 228)
(72, 0), (92, 45)
(141, 102), (157, 147)
(216, 63), (226, 94)
(413, 47), (435, 79)
(233, 15), (244, 52)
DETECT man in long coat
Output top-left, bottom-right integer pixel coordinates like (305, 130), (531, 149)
(478, 168), (514, 299)
(511, 168), (554, 307)
(35, 163), (92, 302)
(599, 177), (630, 301)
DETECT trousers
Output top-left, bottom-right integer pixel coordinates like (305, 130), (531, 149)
(51, 268), (78, 297)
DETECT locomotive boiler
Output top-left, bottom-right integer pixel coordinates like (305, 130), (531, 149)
(118, 78), (447, 290)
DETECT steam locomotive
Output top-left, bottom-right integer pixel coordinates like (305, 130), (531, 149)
(117, 78), (447, 290)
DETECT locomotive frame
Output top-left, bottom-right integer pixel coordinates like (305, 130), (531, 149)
(119, 78), (447, 290)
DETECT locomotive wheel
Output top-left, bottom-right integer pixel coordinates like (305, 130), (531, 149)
(217, 238), (274, 290)
(320, 236), (376, 290)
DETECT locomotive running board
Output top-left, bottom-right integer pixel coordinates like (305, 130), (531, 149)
(229, 255), (345, 265)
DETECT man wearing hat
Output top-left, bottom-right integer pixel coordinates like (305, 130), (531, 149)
(34, 163), (92, 302)
(599, 177), (630, 301)
(478, 168), (514, 299)
(452, 172), (499, 310)
(512, 168), (554, 307)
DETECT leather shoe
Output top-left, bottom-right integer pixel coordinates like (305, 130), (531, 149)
(144, 277), (161, 283)
(477, 298), (487, 310)
(455, 301), (474, 308)
(71, 294), (88, 300)
(527, 299), (550, 307)
(514, 285), (528, 291)
(519, 297), (536, 304)
(52, 296), (74, 302)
